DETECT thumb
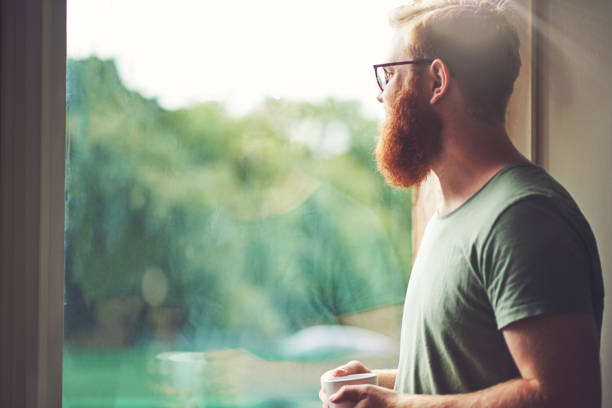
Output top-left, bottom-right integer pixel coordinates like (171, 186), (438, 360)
(329, 385), (363, 404)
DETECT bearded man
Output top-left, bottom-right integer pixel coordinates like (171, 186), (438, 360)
(319, 1), (604, 407)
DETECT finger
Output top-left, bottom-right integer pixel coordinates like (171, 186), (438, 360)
(321, 367), (349, 385)
(341, 360), (369, 374)
(333, 367), (349, 376)
(329, 384), (367, 404)
(319, 389), (328, 405)
(320, 388), (333, 408)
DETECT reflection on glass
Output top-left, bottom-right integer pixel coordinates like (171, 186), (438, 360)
(64, 55), (412, 407)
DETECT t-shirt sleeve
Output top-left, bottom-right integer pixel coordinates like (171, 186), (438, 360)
(481, 196), (595, 330)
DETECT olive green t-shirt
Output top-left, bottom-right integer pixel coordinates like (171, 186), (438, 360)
(394, 163), (604, 395)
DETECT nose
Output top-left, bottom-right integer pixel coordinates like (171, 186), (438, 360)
(376, 90), (384, 103)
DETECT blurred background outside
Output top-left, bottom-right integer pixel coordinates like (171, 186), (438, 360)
(64, 1), (412, 407)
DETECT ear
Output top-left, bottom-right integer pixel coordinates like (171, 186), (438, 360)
(428, 58), (451, 105)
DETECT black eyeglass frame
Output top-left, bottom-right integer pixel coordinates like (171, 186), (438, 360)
(373, 59), (434, 92)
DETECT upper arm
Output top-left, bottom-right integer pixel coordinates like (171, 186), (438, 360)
(502, 313), (601, 408)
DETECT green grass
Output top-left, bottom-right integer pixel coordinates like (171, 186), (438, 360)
(63, 348), (320, 408)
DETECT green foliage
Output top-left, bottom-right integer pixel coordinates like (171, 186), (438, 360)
(65, 57), (412, 352)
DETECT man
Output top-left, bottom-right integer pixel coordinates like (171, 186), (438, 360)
(319, 1), (604, 407)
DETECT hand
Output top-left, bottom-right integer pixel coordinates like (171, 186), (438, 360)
(319, 360), (372, 408)
(329, 383), (406, 408)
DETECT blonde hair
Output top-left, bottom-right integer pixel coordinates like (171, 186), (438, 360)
(390, 0), (521, 122)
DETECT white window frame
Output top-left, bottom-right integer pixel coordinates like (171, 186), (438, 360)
(0, 0), (66, 407)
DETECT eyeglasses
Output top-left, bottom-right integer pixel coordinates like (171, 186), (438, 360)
(373, 59), (433, 91)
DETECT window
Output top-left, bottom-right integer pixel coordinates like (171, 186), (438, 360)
(63, 1), (412, 407)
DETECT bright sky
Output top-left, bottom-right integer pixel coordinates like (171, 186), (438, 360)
(67, 0), (406, 118)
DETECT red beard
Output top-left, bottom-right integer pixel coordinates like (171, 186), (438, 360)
(375, 87), (443, 188)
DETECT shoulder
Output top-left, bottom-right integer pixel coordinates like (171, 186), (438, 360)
(483, 163), (577, 213)
(473, 164), (588, 241)
(481, 163), (597, 267)
(485, 164), (594, 250)
(474, 164), (601, 288)
(486, 195), (585, 255)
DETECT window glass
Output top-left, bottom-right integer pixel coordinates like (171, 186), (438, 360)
(64, 1), (411, 407)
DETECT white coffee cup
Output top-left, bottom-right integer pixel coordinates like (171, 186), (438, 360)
(323, 372), (378, 408)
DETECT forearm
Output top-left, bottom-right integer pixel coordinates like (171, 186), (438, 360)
(400, 378), (549, 408)
(373, 368), (397, 389)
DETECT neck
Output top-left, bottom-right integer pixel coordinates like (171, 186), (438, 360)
(431, 118), (529, 216)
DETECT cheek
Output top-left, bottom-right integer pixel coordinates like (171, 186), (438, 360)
(381, 88), (396, 112)
(382, 74), (406, 109)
